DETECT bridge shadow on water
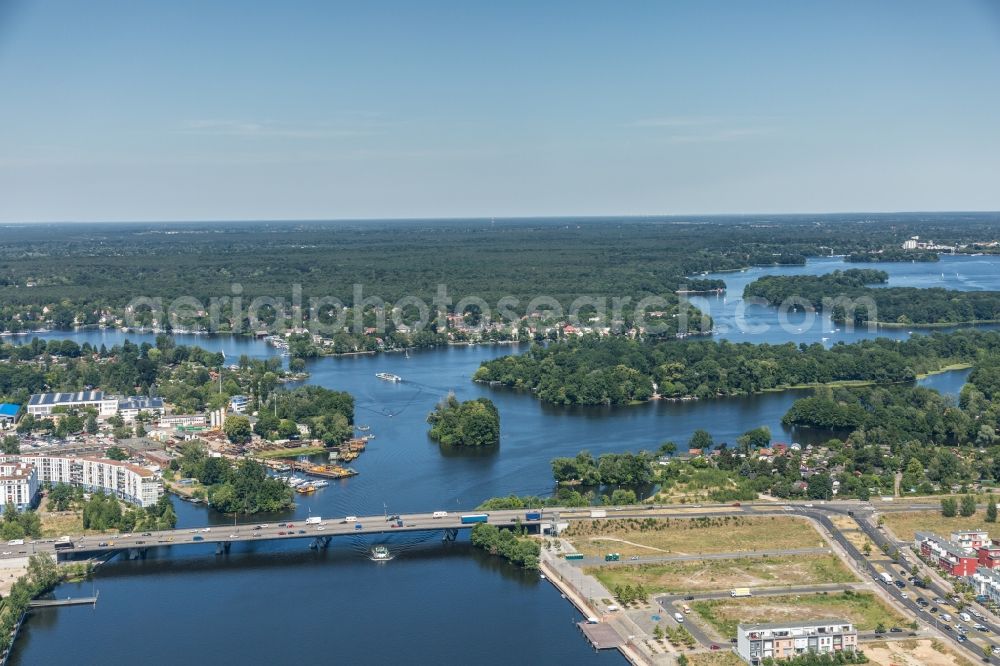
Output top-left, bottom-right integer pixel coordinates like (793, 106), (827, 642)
(76, 534), (539, 588)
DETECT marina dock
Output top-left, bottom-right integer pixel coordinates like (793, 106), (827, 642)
(29, 595), (98, 608)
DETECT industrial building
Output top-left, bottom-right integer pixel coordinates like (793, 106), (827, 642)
(117, 397), (165, 422)
(26, 391), (119, 417)
(0, 403), (20, 427)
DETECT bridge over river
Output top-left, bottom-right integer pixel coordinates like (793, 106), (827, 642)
(1, 499), (915, 562)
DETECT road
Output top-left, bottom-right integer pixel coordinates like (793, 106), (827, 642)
(655, 584), (867, 649)
(12, 497), (1000, 662)
(5, 500), (862, 560)
(799, 504), (1000, 664)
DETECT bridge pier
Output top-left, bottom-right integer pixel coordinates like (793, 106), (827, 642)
(216, 541), (231, 555)
(309, 536), (332, 550)
(442, 528), (458, 542)
(126, 548), (147, 560)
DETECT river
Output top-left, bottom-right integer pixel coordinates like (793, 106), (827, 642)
(12, 254), (1000, 665)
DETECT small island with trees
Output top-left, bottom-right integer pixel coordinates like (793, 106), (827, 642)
(426, 395), (500, 447)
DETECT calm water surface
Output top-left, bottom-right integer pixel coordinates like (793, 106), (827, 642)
(13, 256), (1000, 664)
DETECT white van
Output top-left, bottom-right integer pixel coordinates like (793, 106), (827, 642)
(673, 612), (684, 623)
(432, 511), (448, 518)
(959, 612), (972, 623)
(344, 515), (358, 523)
(941, 613), (952, 622)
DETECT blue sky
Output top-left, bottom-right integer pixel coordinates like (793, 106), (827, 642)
(1, 0), (999, 222)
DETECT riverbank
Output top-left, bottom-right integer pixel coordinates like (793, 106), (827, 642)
(254, 446), (330, 459)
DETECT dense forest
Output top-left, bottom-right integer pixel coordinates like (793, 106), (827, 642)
(426, 395), (500, 447)
(474, 330), (1000, 405)
(846, 249), (938, 263)
(744, 270), (1000, 326)
(1, 214), (997, 333)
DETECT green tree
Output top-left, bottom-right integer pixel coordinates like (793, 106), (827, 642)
(658, 441), (677, 456)
(988, 497), (997, 523)
(426, 395), (500, 447)
(736, 426), (771, 452)
(960, 494), (977, 517)
(253, 410), (280, 439)
(688, 429), (713, 451)
(223, 415), (252, 444)
(1, 435), (19, 454)
(941, 497), (958, 517)
(105, 446), (128, 461)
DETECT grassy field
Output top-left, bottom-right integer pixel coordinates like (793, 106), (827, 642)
(881, 510), (993, 542)
(588, 554), (856, 594)
(39, 511), (86, 537)
(691, 590), (906, 638)
(865, 639), (974, 666)
(562, 515), (824, 557)
(685, 653), (744, 666)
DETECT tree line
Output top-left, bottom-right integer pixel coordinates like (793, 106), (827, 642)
(474, 329), (1000, 405)
(744, 269), (1000, 326)
(174, 442), (293, 514)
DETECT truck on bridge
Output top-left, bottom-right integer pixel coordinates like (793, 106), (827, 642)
(525, 511), (542, 521)
(460, 514), (489, 525)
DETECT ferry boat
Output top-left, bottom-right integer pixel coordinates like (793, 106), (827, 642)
(375, 372), (402, 382)
(296, 483), (316, 494)
(310, 479), (329, 488)
(369, 545), (394, 562)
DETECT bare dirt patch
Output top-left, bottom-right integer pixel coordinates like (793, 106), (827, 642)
(864, 639), (974, 666)
(562, 515), (824, 557)
(589, 554), (855, 594)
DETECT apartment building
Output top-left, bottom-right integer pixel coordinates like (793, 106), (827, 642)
(0, 460), (39, 512)
(915, 532), (979, 576)
(0, 454), (162, 507)
(972, 566), (1000, 606)
(952, 530), (990, 550)
(737, 619), (857, 664)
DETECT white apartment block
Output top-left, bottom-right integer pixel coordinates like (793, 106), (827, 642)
(972, 566), (1000, 606)
(0, 454), (162, 507)
(737, 619), (858, 665)
(27, 391), (118, 417)
(0, 461), (39, 512)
